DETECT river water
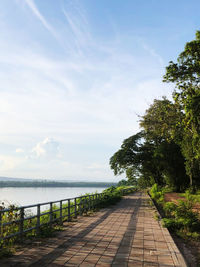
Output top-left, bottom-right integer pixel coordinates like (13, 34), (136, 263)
(0, 187), (107, 210)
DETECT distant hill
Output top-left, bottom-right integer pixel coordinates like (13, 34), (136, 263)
(0, 177), (34, 182)
(0, 177), (117, 188)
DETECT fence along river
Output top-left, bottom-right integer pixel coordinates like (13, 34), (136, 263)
(0, 188), (134, 243)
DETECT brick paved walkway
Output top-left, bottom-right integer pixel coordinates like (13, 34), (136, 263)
(0, 192), (187, 267)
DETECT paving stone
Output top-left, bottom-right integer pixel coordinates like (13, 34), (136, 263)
(0, 192), (187, 267)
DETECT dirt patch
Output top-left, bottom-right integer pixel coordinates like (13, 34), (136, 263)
(164, 192), (200, 266)
(164, 192), (185, 203)
(164, 192), (200, 214)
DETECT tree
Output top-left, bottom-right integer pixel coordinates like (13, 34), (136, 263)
(109, 132), (143, 176)
(109, 130), (185, 189)
(110, 97), (189, 191)
(139, 97), (189, 191)
(139, 97), (183, 143)
(125, 167), (138, 185)
(163, 31), (200, 188)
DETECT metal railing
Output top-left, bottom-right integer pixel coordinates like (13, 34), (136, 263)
(0, 187), (135, 243)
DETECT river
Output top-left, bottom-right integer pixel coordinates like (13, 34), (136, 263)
(0, 187), (107, 210)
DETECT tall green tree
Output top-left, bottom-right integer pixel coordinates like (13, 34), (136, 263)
(139, 98), (189, 191)
(110, 96), (189, 191)
(139, 97), (183, 143)
(109, 128), (188, 190)
(109, 131), (143, 176)
(163, 31), (200, 188)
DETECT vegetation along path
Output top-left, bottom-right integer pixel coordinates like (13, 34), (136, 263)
(0, 192), (187, 267)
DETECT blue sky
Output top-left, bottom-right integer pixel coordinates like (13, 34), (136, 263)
(0, 0), (199, 181)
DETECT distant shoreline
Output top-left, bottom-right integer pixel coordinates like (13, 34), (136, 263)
(0, 181), (116, 188)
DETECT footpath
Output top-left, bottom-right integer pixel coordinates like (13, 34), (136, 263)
(0, 192), (187, 267)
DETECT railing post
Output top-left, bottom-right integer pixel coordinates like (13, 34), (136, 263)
(83, 197), (85, 214)
(68, 199), (71, 221)
(94, 194), (97, 207)
(20, 208), (24, 242)
(81, 197), (84, 215)
(60, 200), (63, 225)
(78, 197), (82, 215)
(74, 198), (77, 218)
(94, 194), (96, 207)
(36, 204), (40, 235)
(91, 195), (93, 210)
(84, 197), (87, 213)
(89, 195), (91, 210)
(85, 197), (87, 213)
(86, 197), (88, 212)
(50, 202), (53, 226)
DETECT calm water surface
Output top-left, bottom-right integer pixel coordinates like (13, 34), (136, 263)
(0, 187), (107, 208)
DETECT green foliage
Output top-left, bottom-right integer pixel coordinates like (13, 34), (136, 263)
(139, 98), (189, 191)
(38, 224), (56, 238)
(109, 132), (143, 176)
(137, 176), (152, 189)
(110, 97), (190, 191)
(117, 179), (128, 186)
(156, 188), (200, 238)
(150, 184), (162, 200)
(97, 186), (123, 207)
(163, 202), (177, 217)
(180, 190), (200, 203)
(139, 97), (183, 143)
(163, 31), (200, 189)
(110, 31), (200, 191)
(125, 167), (138, 186)
(0, 203), (20, 257)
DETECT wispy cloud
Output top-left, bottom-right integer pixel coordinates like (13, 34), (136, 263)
(141, 42), (164, 66)
(0, 0), (172, 181)
(24, 0), (58, 40)
(62, 2), (92, 57)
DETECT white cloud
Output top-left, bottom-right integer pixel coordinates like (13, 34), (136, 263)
(31, 138), (60, 158)
(16, 148), (24, 153)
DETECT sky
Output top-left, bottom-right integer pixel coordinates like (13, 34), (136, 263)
(0, 0), (199, 182)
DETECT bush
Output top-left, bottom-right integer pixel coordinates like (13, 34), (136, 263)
(150, 184), (164, 204)
(151, 185), (200, 239)
(163, 202), (177, 217)
(162, 193), (200, 235)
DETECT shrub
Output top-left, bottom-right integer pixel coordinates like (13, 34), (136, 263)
(151, 185), (200, 239)
(163, 202), (177, 217)
(162, 196), (200, 235)
(150, 184), (164, 205)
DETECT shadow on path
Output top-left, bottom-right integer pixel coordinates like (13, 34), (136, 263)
(29, 205), (118, 266)
(111, 193), (141, 266)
